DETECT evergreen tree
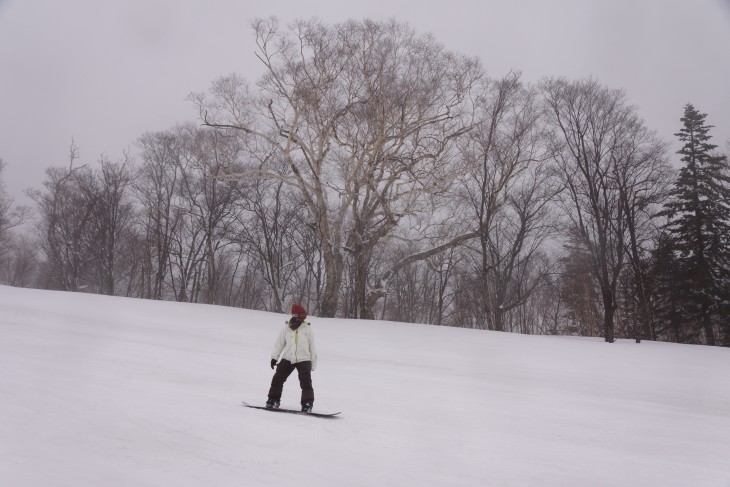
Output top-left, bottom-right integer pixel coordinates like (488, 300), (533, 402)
(658, 104), (730, 346)
(651, 232), (687, 343)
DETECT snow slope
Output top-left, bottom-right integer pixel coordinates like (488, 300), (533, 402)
(1, 285), (729, 487)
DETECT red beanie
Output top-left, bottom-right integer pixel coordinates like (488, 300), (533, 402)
(291, 304), (307, 320)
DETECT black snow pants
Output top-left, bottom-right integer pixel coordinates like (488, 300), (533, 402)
(268, 360), (314, 406)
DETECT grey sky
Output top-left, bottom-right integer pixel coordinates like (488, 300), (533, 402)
(1, 0), (729, 204)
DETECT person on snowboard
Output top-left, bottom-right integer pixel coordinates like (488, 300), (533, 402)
(266, 303), (317, 412)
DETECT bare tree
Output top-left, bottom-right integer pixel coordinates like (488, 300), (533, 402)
(176, 125), (247, 304)
(458, 73), (557, 330)
(0, 235), (39, 287)
(135, 130), (183, 299)
(0, 158), (13, 251)
(0, 159), (30, 255)
(532, 275), (567, 335)
(543, 78), (626, 342)
(75, 154), (136, 295)
(233, 176), (312, 312)
(428, 248), (460, 326)
(542, 77), (666, 342)
(379, 242), (437, 324)
(167, 208), (206, 302)
(194, 18), (482, 317)
(612, 125), (672, 341)
(28, 141), (139, 295)
(558, 236), (603, 336)
(28, 141), (94, 291)
(116, 227), (146, 297)
(482, 170), (559, 331)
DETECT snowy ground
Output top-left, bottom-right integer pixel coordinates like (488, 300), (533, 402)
(1, 285), (729, 487)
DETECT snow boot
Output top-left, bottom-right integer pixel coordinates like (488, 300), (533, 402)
(301, 403), (313, 413)
(266, 398), (280, 409)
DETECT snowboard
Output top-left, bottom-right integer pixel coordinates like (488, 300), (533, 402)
(242, 401), (340, 418)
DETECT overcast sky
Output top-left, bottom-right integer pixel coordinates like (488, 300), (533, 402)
(1, 0), (729, 204)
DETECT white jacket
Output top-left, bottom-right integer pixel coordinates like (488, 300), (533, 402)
(271, 320), (318, 371)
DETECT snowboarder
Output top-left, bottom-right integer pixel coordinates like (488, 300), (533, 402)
(266, 304), (317, 412)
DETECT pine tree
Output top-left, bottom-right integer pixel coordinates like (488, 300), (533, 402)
(658, 104), (730, 346)
(651, 232), (688, 342)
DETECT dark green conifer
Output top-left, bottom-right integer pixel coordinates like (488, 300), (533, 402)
(658, 104), (730, 346)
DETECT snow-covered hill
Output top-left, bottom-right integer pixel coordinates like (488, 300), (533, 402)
(1, 285), (729, 487)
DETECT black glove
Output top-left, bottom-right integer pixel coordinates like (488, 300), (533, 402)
(270, 359), (277, 369)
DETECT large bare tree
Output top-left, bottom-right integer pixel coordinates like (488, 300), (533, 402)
(193, 18), (482, 317)
(541, 77), (669, 342)
(458, 73), (557, 331)
(612, 124), (672, 341)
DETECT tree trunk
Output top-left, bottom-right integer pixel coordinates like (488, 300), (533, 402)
(320, 251), (343, 318)
(603, 290), (616, 343)
(355, 263), (373, 320)
(205, 235), (216, 305)
(702, 301), (716, 346)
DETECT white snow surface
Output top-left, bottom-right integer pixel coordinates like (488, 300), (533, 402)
(1, 285), (729, 487)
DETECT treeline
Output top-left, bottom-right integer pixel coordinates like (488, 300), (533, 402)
(1, 19), (729, 346)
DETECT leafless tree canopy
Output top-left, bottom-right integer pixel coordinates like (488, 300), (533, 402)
(4, 18), (726, 346)
(193, 18), (484, 317)
(541, 78), (672, 342)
